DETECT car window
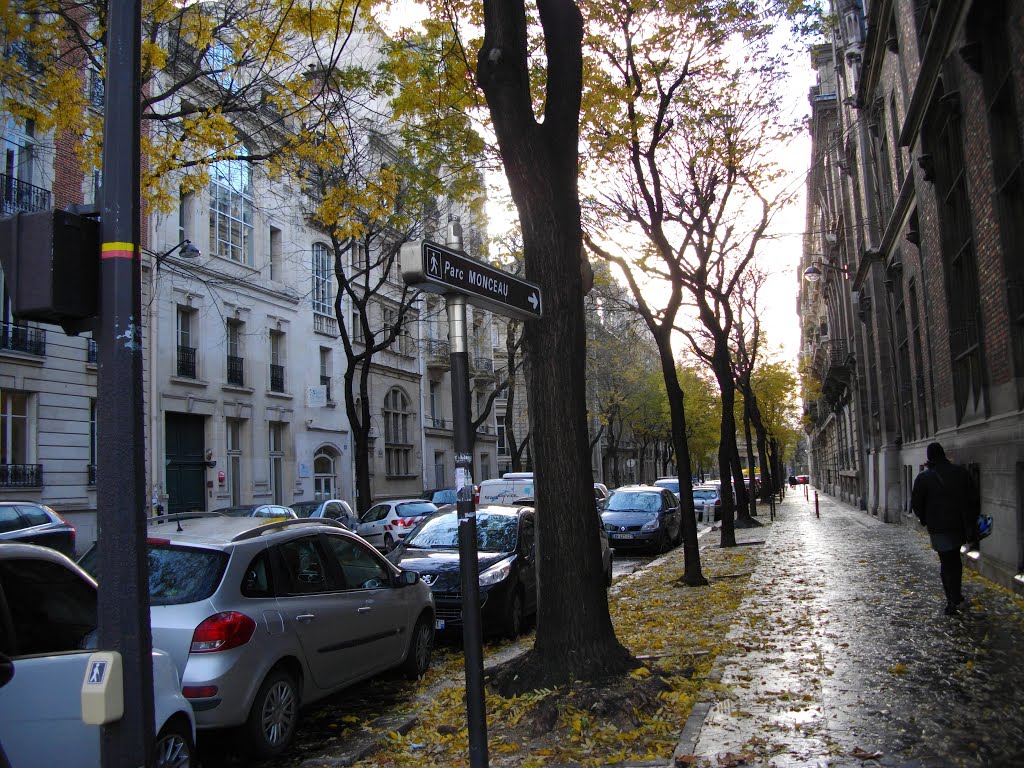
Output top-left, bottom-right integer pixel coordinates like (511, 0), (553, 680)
(362, 505), (386, 523)
(0, 507), (26, 533)
(396, 502), (437, 518)
(323, 535), (390, 590)
(147, 544), (230, 606)
(0, 558), (97, 656)
(16, 505), (52, 527)
(518, 515), (535, 559)
(693, 490), (718, 500)
(277, 537), (333, 594)
(291, 502), (318, 518)
(240, 551), (273, 598)
(323, 502), (341, 520)
(605, 492), (660, 512)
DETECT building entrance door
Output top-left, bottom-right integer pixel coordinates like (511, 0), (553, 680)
(165, 412), (206, 513)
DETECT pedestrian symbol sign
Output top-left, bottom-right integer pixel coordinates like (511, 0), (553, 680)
(88, 660), (107, 684)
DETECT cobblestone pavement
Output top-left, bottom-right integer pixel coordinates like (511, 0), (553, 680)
(679, 490), (1024, 768)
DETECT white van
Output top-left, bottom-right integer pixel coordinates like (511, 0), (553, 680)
(477, 472), (535, 506)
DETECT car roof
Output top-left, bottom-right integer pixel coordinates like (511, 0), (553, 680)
(0, 541), (96, 583)
(144, 514), (345, 546)
(614, 484), (668, 493)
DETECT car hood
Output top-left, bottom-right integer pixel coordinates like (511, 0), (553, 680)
(392, 548), (512, 591)
(602, 510), (658, 526)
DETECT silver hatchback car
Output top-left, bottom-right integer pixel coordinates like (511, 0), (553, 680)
(78, 514), (435, 759)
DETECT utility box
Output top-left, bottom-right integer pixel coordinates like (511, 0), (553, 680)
(0, 209), (100, 330)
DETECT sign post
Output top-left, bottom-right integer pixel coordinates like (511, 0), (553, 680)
(403, 227), (541, 768)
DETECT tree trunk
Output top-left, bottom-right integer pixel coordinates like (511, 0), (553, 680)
(742, 402), (757, 517)
(478, 0), (634, 690)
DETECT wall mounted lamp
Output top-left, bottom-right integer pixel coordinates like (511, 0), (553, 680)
(155, 239), (201, 269)
(803, 260), (850, 283)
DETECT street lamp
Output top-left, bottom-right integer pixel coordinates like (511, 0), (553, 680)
(803, 259), (850, 283)
(154, 239), (201, 269)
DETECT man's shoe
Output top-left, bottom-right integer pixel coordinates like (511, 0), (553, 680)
(944, 602), (959, 616)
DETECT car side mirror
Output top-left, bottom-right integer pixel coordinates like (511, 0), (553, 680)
(0, 652), (14, 689)
(400, 570), (420, 586)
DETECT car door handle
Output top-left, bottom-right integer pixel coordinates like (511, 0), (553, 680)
(357, 606), (372, 614)
(295, 613), (316, 623)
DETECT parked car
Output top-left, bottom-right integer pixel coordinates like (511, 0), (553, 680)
(388, 505), (537, 638)
(290, 499), (358, 530)
(210, 504), (297, 519)
(78, 514), (434, 759)
(0, 542), (195, 768)
(476, 473), (535, 506)
(691, 485), (723, 521)
(357, 499), (438, 552)
(601, 485), (682, 554)
(594, 482), (611, 511)
(796, 475), (810, 485)
(653, 477), (682, 499)
(510, 496), (612, 588)
(0, 501), (76, 558)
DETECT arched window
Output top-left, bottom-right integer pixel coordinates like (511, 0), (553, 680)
(383, 388), (412, 477)
(312, 243), (332, 315)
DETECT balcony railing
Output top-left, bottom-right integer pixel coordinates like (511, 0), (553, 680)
(270, 364), (285, 393)
(473, 356), (494, 375)
(177, 345), (197, 378)
(1, 173), (52, 215)
(425, 339), (450, 368)
(0, 464), (42, 487)
(313, 312), (338, 336)
(0, 322), (46, 356)
(429, 416), (449, 429)
(320, 374), (332, 402)
(227, 355), (244, 386)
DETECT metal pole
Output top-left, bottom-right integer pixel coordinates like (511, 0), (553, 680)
(814, 490), (819, 519)
(97, 0), (154, 765)
(445, 226), (488, 767)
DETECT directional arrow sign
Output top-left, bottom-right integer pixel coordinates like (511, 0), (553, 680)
(401, 240), (542, 321)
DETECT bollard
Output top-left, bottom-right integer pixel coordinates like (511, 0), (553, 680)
(814, 490), (819, 518)
(804, 484), (808, 500)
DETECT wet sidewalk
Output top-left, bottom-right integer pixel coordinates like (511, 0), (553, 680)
(674, 489), (1024, 767)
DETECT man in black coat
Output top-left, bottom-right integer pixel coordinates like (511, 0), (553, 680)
(911, 442), (978, 615)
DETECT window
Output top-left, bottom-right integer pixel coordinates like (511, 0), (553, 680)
(319, 347), (332, 402)
(176, 307), (196, 378)
(923, 87), (985, 422)
(909, 280), (929, 436)
(278, 536), (331, 594)
(89, 399), (97, 485)
(383, 387), (412, 477)
(269, 422), (285, 505)
(890, 262), (915, 441)
(497, 424), (508, 456)
(323, 535), (390, 591)
(1, 390), (29, 467)
(209, 149), (254, 265)
(382, 307), (397, 350)
(350, 305), (364, 344)
(429, 381), (442, 426)
(269, 330), (284, 392)
(203, 40), (236, 91)
(312, 243), (332, 316)
(227, 418), (243, 506)
(226, 320), (243, 386)
(433, 451), (445, 488)
(313, 447), (338, 500)
(348, 241), (367, 272)
(269, 226), (281, 280)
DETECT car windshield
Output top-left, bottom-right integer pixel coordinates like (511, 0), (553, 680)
(290, 502), (320, 517)
(430, 490), (457, 505)
(406, 511), (519, 553)
(693, 489), (718, 500)
(605, 492), (662, 513)
(147, 544), (229, 605)
(655, 480), (679, 492)
(396, 502), (438, 518)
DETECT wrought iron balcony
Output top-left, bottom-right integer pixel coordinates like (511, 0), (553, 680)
(0, 463), (42, 487)
(428, 416), (449, 430)
(177, 345), (197, 378)
(1, 173), (52, 215)
(270, 364), (285, 393)
(473, 356), (495, 377)
(0, 322), (46, 356)
(227, 355), (244, 386)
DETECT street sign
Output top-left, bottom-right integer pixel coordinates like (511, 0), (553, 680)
(401, 240), (542, 320)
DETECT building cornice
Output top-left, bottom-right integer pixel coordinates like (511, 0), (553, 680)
(858, 0), (893, 104)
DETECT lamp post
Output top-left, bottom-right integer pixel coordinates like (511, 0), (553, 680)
(802, 259), (850, 282)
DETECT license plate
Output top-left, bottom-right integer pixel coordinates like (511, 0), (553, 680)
(611, 533), (634, 540)
(435, 619), (446, 630)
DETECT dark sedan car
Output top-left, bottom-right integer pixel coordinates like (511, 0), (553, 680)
(388, 505), (536, 638)
(0, 501), (76, 558)
(601, 486), (682, 554)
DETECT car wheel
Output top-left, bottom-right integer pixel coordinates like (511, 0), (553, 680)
(503, 588), (525, 639)
(604, 555), (613, 588)
(656, 529), (671, 554)
(383, 533), (396, 552)
(245, 667), (299, 759)
(153, 719), (194, 768)
(402, 614), (434, 679)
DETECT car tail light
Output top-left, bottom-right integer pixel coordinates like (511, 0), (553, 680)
(182, 685), (219, 699)
(396, 517), (422, 528)
(190, 612), (256, 653)
(147, 537), (171, 546)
